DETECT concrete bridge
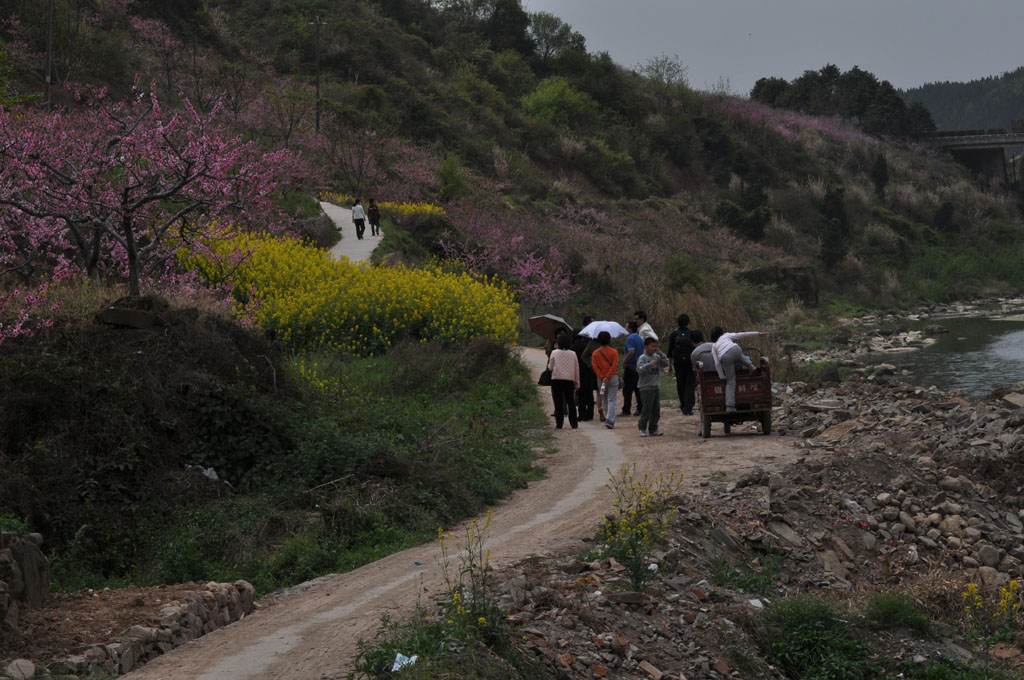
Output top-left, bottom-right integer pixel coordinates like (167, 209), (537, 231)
(919, 126), (1024, 184)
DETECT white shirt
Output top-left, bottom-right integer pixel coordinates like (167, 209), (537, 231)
(637, 321), (658, 341)
(351, 204), (366, 220)
(712, 331), (761, 378)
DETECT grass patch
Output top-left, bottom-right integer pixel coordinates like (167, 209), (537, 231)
(711, 549), (782, 595)
(760, 595), (880, 680)
(865, 592), (931, 635)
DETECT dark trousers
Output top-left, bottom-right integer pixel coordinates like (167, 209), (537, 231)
(354, 218), (365, 239)
(622, 367), (642, 414)
(638, 388), (660, 434)
(675, 362), (696, 415)
(370, 219), (381, 236)
(551, 380), (578, 429)
(577, 384), (595, 420)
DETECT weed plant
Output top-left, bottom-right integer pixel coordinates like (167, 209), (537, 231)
(960, 580), (1021, 649)
(865, 592), (931, 635)
(596, 463), (683, 591)
(711, 548), (782, 595)
(759, 595), (880, 680)
(350, 512), (542, 679)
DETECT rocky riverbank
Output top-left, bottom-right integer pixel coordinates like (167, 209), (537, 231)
(479, 373), (1024, 679)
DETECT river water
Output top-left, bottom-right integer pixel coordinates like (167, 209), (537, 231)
(867, 314), (1024, 396)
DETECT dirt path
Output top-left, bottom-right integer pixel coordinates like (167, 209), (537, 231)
(320, 201), (382, 263)
(126, 347), (801, 679)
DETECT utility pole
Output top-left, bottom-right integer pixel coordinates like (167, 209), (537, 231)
(309, 15), (325, 133)
(45, 0), (54, 108)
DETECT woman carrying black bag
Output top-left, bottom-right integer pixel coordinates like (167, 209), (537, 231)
(546, 332), (579, 429)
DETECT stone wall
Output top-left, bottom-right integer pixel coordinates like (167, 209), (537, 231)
(0, 532), (50, 634)
(43, 580), (255, 677)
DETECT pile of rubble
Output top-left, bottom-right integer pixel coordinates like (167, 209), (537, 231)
(486, 376), (1024, 679)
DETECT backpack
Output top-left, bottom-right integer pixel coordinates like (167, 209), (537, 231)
(673, 329), (694, 363)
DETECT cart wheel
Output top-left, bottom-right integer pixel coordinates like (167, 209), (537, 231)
(760, 411), (772, 435)
(723, 423), (731, 435)
(701, 415), (712, 439)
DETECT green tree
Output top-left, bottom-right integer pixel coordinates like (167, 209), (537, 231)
(521, 76), (599, 129)
(870, 153), (890, 199)
(438, 154), (470, 201)
(820, 186), (850, 267)
(528, 11), (584, 65)
(481, 0), (534, 54)
(837, 66), (880, 122)
(637, 53), (689, 98)
(750, 76), (789, 107)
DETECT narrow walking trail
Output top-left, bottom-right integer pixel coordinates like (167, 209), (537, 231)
(320, 200), (382, 263)
(125, 212), (804, 679)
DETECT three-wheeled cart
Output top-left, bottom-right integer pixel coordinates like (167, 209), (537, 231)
(695, 351), (773, 438)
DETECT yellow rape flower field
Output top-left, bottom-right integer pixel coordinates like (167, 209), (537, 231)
(188, 233), (517, 356)
(318, 192), (446, 219)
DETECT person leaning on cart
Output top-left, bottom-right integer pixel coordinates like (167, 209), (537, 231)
(710, 326), (770, 412)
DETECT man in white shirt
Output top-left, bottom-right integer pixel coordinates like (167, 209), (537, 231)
(351, 199), (367, 240)
(633, 310), (657, 341)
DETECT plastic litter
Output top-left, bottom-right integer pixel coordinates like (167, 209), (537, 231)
(413, 561), (425, 566)
(392, 653), (418, 671)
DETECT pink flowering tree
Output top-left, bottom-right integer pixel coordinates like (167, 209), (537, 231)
(0, 85), (294, 297)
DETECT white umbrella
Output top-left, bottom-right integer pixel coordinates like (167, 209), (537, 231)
(578, 320), (629, 339)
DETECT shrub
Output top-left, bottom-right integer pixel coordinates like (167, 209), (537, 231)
(438, 154), (470, 201)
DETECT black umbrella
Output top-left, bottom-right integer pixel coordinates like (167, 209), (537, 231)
(528, 314), (573, 341)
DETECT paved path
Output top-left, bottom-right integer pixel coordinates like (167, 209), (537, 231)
(320, 201), (382, 263)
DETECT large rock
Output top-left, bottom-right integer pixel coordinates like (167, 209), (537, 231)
(4, 659), (35, 679)
(2, 535), (50, 609)
(1003, 393), (1024, 409)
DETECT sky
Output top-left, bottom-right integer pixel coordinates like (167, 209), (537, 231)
(522, 0), (1024, 95)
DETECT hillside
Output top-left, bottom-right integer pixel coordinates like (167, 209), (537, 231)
(4, 0), (1023, 326)
(902, 67), (1024, 131)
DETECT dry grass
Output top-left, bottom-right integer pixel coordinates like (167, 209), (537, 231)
(779, 298), (808, 326)
(863, 221), (903, 251)
(559, 135), (586, 159)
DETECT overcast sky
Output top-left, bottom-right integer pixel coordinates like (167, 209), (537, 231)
(522, 0), (1024, 95)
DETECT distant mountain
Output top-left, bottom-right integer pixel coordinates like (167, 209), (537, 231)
(901, 67), (1024, 131)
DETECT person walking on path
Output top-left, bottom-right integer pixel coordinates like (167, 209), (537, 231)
(547, 332), (580, 429)
(636, 337), (669, 436)
(573, 316), (597, 421)
(351, 199), (367, 240)
(367, 198), (382, 237)
(620, 320), (644, 417)
(590, 331), (620, 429)
(634, 310), (658, 340)
(667, 314), (696, 416)
(710, 326), (769, 411)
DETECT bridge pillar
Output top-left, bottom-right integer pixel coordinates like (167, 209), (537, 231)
(948, 148), (1008, 185)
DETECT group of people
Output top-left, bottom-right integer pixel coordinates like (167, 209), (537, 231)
(350, 198), (382, 240)
(545, 311), (767, 437)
